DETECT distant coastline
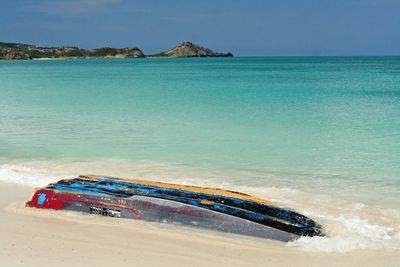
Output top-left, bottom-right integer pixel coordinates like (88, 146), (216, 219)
(0, 41), (233, 60)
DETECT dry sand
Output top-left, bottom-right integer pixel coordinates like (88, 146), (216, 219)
(1, 182), (399, 267)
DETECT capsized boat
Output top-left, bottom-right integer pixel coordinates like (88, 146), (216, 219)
(26, 175), (324, 241)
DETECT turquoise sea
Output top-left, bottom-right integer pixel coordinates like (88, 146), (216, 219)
(1, 57), (399, 251)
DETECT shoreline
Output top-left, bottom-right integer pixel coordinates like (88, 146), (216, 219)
(1, 181), (399, 267)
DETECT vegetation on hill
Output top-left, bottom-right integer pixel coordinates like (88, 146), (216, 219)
(0, 41), (232, 60)
(0, 42), (144, 60)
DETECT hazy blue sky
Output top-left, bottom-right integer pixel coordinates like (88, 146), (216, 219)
(1, 0), (399, 55)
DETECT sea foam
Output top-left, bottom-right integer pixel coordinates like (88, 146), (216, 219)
(0, 163), (58, 186)
(288, 213), (399, 252)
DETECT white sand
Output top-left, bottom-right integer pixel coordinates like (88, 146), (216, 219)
(1, 182), (399, 267)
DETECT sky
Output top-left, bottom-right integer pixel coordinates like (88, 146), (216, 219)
(1, 0), (399, 56)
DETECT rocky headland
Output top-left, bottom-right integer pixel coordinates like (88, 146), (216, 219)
(149, 42), (233, 58)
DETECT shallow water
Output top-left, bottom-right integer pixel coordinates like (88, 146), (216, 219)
(0, 57), (399, 252)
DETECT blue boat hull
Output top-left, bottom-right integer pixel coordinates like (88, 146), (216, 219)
(26, 175), (324, 241)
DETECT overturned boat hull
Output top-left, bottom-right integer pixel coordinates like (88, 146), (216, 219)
(26, 175), (324, 241)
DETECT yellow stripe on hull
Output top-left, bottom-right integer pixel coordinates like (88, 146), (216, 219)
(75, 175), (280, 207)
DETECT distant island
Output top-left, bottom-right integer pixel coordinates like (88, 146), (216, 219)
(0, 41), (233, 60)
(148, 42), (232, 58)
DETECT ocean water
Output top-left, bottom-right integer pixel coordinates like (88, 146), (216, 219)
(1, 57), (399, 252)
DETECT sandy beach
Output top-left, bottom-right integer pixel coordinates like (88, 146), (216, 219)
(2, 0), (400, 265)
(1, 181), (399, 267)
